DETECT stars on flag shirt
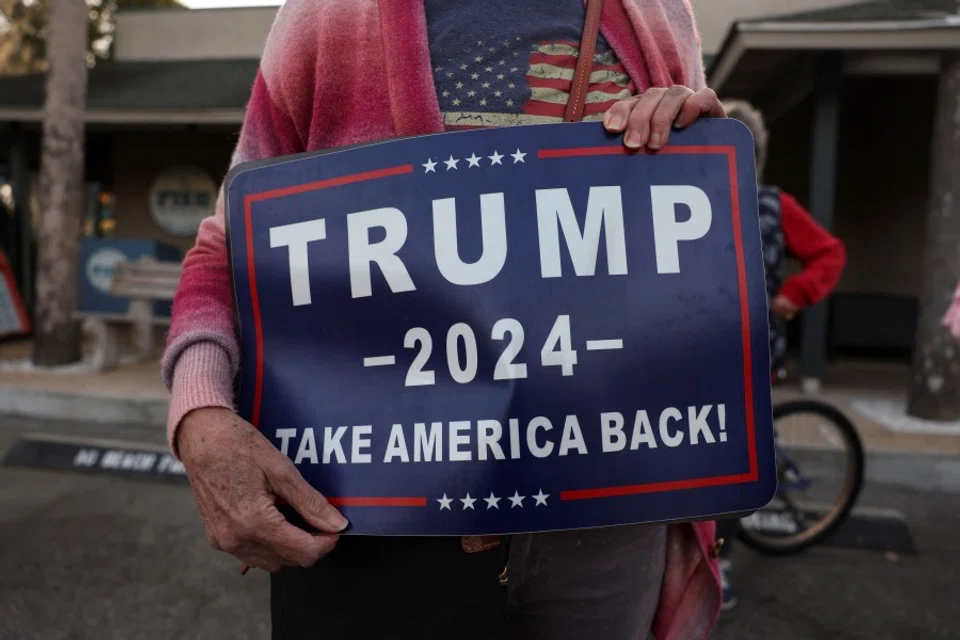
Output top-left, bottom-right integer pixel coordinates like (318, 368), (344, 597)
(424, 0), (639, 130)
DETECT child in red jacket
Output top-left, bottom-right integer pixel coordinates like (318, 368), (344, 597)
(726, 99), (847, 383)
(716, 100), (846, 610)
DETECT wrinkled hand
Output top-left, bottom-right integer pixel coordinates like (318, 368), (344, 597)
(178, 407), (347, 572)
(603, 86), (725, 150)
(771, 294), (799, 320)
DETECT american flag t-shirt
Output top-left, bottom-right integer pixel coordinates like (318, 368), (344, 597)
(424, 1), (638, 131)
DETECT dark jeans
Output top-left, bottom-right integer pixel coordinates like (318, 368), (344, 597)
(270, 524), (667, 639)
(715, 518), (741, 559)
(271, 536), (509, 640)
(506, 524), (665, 640)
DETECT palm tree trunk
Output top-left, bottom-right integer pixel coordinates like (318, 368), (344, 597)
(32, 0), (89, 367)
(907, 50), (960, 421)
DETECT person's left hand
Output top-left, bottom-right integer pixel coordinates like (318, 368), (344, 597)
(603, 86), (725, 150)
(771, 294), (800, 320)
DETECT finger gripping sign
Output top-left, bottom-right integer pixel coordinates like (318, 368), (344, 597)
(226, 120), (777, 536)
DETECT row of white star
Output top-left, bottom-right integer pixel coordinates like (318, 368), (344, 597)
(439, 69), (521, 81)
(443, 94), (516, 109)
(423, 149), (527, 173)
(437, 490), (550, 511)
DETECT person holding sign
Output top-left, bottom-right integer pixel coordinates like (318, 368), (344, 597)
(163, 1), (726, 638)
(715, 99), (846, 611)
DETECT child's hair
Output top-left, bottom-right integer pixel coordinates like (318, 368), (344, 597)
(722, 99), (768, 180)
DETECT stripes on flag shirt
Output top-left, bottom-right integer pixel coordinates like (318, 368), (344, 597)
(424, 0), (639, 130)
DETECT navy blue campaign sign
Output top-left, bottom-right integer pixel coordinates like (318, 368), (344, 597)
(225, 120), (777, 536)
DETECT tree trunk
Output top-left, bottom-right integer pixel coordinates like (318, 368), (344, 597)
(31, 0), (89, 367)
(907, 52), (960, 421)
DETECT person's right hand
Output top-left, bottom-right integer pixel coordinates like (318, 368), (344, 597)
(770, 294), (799, 320)
(177, 407), (347, 572)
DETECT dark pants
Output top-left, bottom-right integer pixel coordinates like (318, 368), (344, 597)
(715, 518), (740, 559)
(506, 524), (665, 640)
(271, 536), (509, 640)
(270, 524), (666, 639)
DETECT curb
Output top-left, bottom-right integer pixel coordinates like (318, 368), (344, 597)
(865, 450), (960, 494)
(0, 387), (166, 428)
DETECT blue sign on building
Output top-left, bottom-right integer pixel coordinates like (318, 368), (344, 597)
(226, 120), (777, 536)
(79, 238), (181, 317)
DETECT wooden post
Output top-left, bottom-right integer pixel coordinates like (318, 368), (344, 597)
(799, 53), (843, 393)
(907, 50), (960, 421)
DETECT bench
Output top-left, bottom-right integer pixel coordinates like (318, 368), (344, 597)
(79, 257), (182, 372)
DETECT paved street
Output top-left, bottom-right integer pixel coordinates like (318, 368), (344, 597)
(0, 419), (269, 640)
(714, 480), (960, 640)
(1, 417), (958, 640)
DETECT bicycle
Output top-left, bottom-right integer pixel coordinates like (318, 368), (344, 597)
(738, 398), (865, 555)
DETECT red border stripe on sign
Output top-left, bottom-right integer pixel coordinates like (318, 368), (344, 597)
(561, 472), (756, 501)
(243, 163), (419, 508)
(537, 144), (760, 500)
(243, 164), (414, 427)
(244, 144), (759, 506)
(328, 496), (429, 508)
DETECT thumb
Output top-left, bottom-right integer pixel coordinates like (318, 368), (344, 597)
(267, 460), (349, 534)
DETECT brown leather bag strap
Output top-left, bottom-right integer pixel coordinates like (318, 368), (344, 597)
(564, 0), (604, 122)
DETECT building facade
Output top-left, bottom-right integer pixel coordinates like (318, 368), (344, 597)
(0, 1), (955, 390)
(708, 0), (960, 391)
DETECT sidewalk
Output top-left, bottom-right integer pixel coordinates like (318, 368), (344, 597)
(774, 359), (960, 457)
(0, 340), (167, 427)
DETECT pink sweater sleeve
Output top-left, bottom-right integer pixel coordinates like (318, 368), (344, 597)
(610, 0), (706, 92)
(162, 7), (311, 455)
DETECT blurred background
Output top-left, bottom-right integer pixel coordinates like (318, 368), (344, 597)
(0, 1), (958, 638)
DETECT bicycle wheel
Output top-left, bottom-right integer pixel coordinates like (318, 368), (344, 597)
(738, 399), (865, 555)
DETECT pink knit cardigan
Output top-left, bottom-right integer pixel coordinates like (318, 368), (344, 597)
(162, 1), (720, 637)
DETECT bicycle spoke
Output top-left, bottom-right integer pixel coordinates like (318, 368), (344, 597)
(778, 492), (810, 532)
